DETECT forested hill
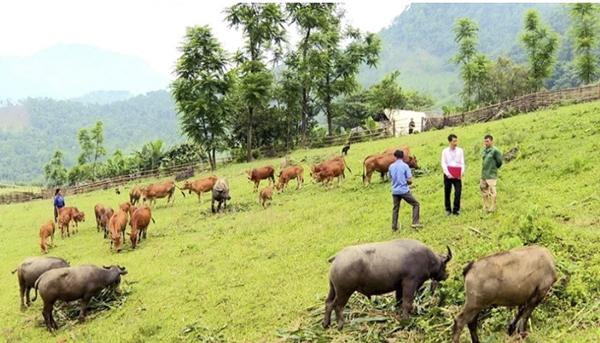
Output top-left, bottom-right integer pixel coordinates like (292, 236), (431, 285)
(0, 90), (181, 183)
(358, 3), (570, 106)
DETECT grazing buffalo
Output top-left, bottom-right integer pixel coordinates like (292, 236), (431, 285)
(362, 153), (397, 186)
(323, 239), (452, 330)
(142, 181), (185, 208)
(181, 175), (218, 203)
(382, 145), (419, 169)
(276, 165), (304, 192)
(248, 165), (275, 192)
(12, 257), (70, 308)
(129, 205), (154, 249)
(212, 178), (231, 213)
(259, 187), (274, 209)
(33, 265), (128, 331)
(129, 187), (142, 205)
(108, 210), (128, 252)
(451, 246), (557, 343)
(39, 220), (56, 253)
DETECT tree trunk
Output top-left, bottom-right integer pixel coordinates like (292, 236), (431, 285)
(326, 77), (333, 136)
(301, 89), (308, 148)
(209, 148), (216, 171)
(247, 106), (254, 162)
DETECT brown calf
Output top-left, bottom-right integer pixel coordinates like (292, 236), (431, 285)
(108, 210), (128, 252)
(129, 187), (142, 205)
(39, 221), (55, 253)
(181, 175), (218, 203)
(276, 165), (304, 192)
(248, 165), (275, 192)
(129, 205), (153, 249)
(258, 187), (274, 209)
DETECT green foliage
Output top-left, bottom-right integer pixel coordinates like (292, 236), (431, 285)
(517, 205), (556, 245)
(172, 25), (234, 171)
(43, 150), (67, 187)
(521, 9), (560, 90)
(568, 3), (600, 85)
(366, 70), (406, 114)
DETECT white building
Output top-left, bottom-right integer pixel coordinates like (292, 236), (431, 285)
(383, 109), (428, 136)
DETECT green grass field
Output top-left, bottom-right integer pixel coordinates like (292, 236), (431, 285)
(1, 101), (600, 342)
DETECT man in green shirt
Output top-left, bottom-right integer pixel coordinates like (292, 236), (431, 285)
(480, 134), (503, 212)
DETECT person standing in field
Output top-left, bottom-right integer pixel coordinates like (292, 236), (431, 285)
(408, 118), (416, 134)
(389, 150), (422, 231)
(481, 134), (503, 212)
(442, 134), (465, 216)
(53, 188), (65, 223)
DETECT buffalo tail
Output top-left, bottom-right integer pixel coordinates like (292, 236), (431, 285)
(462, 261), (474, 278)
(32, 278), (40, 302)
(11, 268), (17, 274)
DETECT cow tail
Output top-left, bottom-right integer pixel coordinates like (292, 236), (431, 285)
(343, 157), (352, 174)
(173, 183), (186, 198)
(32, 278), (40, 302)
(362, 156), (369, 182)
(462, 261), (474, 278)
(151, 217), (156, 224)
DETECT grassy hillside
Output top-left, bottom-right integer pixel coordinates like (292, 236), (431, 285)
(1, 101), (600, 342)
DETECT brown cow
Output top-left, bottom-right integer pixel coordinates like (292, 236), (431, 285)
(248, 165), (275, 192)
(312, 163), (345, 188)
(181, 175), (218, 203)
(108, 210), (128, 252)
(310, 156), (352, 176)
(39, 221), (55, 253)
(57, 211), (74, 239)
(141, 181), (185, 208)
(94, 204), (107, 233)
(258, 187), (274, 209)
(362, 153), (397, 186)
(58, 207), (85, 234)
(276, 165), (304, 192)
(382, 145), (419, 169)
(129, 205), (154, 249)
(129, 187), (142, 205)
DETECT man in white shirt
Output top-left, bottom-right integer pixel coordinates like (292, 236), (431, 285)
(441, 134), (465, 216)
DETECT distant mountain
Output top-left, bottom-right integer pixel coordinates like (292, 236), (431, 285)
(358, 3), (572, 107)
(0, 90), (182, 183)
(71, 90), (134, 105)
(0, 44), (170, 100)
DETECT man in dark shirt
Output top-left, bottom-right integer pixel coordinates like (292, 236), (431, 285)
(481, 135), (503, 212)
(389, 150), (422, 231)
(53, 188), (65, 223)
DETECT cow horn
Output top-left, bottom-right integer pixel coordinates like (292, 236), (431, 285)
(445, 246), (453, 263)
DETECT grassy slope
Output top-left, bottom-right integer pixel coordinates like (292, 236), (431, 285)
(1, 101), (600, 342)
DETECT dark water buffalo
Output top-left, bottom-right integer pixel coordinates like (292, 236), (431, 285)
(212, 178), (231, 213)
(452, 245), (557, 343)
(12, 257), (70, 309)
(324, 239), (452, 329)
(33, 265), (128, 331)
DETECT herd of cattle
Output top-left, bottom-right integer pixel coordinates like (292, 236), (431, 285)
(16, 143), (559, 341)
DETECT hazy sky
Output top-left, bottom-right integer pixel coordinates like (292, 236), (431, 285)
(1, 1), (412, 79)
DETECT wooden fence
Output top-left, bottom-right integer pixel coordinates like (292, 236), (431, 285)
(423, 83), (600, 130)
(258, 126), (391, 157)
(0, 191), (43, 204)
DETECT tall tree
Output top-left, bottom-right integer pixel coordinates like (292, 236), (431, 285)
(452, 18), (491, 109)
(172, 25), (234, 170)
(486, 56), (532, 102)
(76, 120), (105, 178)
(286, 3), (337, 146)
(568, 3), (600, 85)
(366, 70), (406, 115)
(520, 9), (559, 91)
(226, 3), (286, 162)
(314, 23), (381, 137)
(43, 150), (67, 187)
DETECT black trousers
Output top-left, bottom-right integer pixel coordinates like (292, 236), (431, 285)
(444, 175), (462, 213)
(392, 193), (420, 229)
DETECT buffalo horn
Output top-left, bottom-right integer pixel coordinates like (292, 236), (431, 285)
(445, 246), (453, 263)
